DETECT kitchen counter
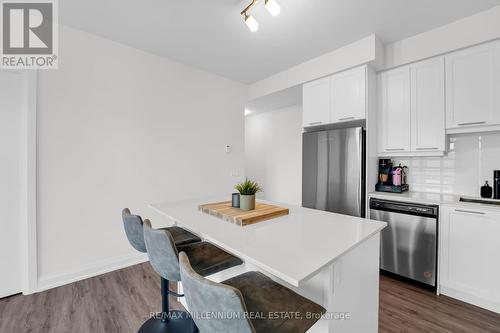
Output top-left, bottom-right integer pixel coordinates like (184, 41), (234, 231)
(151, 197), (386, 286)
(150, 197), (387, 333)
(369, 191), (500, 210)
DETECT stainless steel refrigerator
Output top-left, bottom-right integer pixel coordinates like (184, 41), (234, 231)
(302, 126), (366, 217)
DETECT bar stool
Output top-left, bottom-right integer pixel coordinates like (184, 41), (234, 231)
(142, 219), (243, 333)
(122, 208), (201, 252)
(179, 252), (326, 333)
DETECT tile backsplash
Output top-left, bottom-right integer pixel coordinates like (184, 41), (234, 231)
(393, 132), (500, 197)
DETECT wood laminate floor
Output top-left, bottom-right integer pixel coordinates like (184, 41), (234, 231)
(1, 263), (499, 333)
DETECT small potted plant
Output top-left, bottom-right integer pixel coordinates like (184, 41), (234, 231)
(235, 179), (262, 211)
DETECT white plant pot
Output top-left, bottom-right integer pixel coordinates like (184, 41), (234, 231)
(240, 195), (255, 211)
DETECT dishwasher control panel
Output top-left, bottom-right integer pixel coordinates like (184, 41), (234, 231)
(369, 198), (438, 218)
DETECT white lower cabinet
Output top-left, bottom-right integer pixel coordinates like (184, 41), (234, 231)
(439, 205), (500, 313)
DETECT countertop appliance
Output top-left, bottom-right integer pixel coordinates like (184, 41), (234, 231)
(494, 170), (500, 199)
(378, 159), (392, 184)
(302, 126), (365, 217)
(481, 181), (493, 199)
(369, 198), (438, 288)
(375, 158), (409, 193)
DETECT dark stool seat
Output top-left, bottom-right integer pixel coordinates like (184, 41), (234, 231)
(178, 242), (243, 277)
(179, 252), (325, 333)
(223, 271), (326, 333)
(164, 226), (201, 247)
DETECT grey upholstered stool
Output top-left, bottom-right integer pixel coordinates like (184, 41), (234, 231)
(122, 208), (201, 252)
(179, 252), (326, 333)
(142, 219), (243, 333)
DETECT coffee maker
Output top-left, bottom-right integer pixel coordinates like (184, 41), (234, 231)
(378, 159), (393, 184)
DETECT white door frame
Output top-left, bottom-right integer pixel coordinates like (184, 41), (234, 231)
(0, 69), (37, 295)
(24, 70), (38, 294)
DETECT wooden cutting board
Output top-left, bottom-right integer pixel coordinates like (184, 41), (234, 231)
(198, 201), (289, 226)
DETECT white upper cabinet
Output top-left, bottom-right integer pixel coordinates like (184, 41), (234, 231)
(411, 57), (445, 152)
(303, 77), (331, 127)
(331, 66), (366, 123)
(302, 65), (368, 128)
(378, 58), (446, 156)
(445, 40), (500, 131)
(378, 66), (411, 153)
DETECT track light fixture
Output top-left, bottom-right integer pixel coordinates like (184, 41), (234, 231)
(241, 0), (281, 32)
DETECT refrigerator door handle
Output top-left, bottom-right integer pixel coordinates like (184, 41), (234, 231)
(358, 128), (365, 217)
(352, 127), (365, 217)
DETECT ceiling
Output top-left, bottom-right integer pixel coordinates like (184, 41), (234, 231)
(59, 0), (500, 84)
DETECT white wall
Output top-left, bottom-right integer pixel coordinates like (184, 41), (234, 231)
(245, 105), (302, 205)
(36, 25), (246, 289)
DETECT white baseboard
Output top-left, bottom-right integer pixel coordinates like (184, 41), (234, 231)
(36, 253), (148, 293)
(440, 285), (500, 314)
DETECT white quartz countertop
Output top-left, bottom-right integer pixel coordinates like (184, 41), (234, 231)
(369, 191), (500, 210)
(150, 197), (386, 287)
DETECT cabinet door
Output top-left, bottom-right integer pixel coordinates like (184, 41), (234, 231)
(303, 77), (331, 127)
(440, 206), (500, 305)
(410, 57), (445, 152)
(378, 66), (411, 153)
(445, 40), (500, 129)
(331, 66), (366, 122)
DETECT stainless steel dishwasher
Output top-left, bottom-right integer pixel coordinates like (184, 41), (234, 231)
(369, 198), (438, 288)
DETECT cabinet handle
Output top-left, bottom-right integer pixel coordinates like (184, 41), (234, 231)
(308, 121), (323, 126)
(457, 121), (486, 126)
(416, 147), (439, 150)
(338, 117), (355, 121)
(385, 148), (405, 151)
(455, 209), (486, 215)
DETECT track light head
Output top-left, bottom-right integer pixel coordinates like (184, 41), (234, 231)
(265, 0), (280, 16)
(244, 13), (259, 32)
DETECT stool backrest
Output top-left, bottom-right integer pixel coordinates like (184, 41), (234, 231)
(143, 219), (181, 281)
(122, 208), (146, 253)
(179, 252), (255, 333)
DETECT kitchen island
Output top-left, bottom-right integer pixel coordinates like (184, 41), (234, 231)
(150, 197), (386, 333)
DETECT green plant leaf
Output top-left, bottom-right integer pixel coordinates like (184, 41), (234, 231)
(234, 178), (262, 195)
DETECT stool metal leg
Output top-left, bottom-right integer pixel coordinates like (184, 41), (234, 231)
(161, 277), (169, 323)
(138, 278), (198, 333)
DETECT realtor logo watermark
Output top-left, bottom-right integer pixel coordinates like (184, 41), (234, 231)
(1, 0), (58, 69)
